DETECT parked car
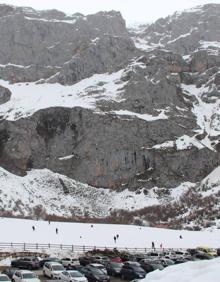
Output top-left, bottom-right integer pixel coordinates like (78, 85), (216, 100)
(196, 246), (217, 257)
(11, 257), (40, 270)
(193, 252), (213, 260)
(61, 258), (80, 269)
(139, 259), (163, 273)
(89, 264), (107, 274)
(70, 265), (86, 273)
(81, 266), (110, 282)
(79, 257), (93, 266)
(120, 262), (146, 280)
(106, 262), (124, 276)
(39, 257), (61, 267)
(0, 273), (10, 282)
(90, 257), (110, 266)
(158, 258), (174, 267)
(43, 262), (65, 279)
(110, 257), (122, 263)
(217, 248), (220, 256)
(12, 270), (40, 282)
(58, 270), (88, 282)
(2, 268), (19, 279)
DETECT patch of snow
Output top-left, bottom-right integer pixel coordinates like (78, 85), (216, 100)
(167, 32), (191, 45)
(132, 37), (164, 51)
(175, 135), (204, 150)
(201, 166), (220, 189)
(113, 109), (168, 122)
(0, 63), (32, 69)
(0, 70), (127, 121)
(181, 83), (220, 150)
(58, 155), (75, 161)
(151, 135), (204, 151)
(152, 140), (174, 150)
(170, 182), (195, 201)
(199, 41), (220, 49)
(24, 16), (77, 24)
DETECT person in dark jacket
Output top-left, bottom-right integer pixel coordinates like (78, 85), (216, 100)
(152, 241), (155, 249)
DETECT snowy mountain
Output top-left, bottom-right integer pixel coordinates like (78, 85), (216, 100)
(0, 3), (220, 229)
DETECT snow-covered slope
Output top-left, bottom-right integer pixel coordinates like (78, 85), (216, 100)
(0, 217), (220, 248)
(0, 70), (126, 121)
(0, 166), (161, 218)
(142, 257), (220, 282)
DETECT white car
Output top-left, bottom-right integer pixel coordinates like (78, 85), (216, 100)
(89, 264), (107, 274)
(12, 270), (40, 282)
(0, 274), (10, 282)
(43, 262), (65, 279)
(58, 270), (88, 282)
(61, 258), (80, 268)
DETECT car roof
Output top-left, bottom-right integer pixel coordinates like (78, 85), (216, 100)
(16, 270), (33, 274)
(90, 263), (104, 267)
(46, 262), (62, 265)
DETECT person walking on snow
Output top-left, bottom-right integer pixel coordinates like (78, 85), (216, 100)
(56, 228), (58, 234)
(114, 236), (116, 243)
(152, 241), (155, 249)
(32, 226), (35, 231)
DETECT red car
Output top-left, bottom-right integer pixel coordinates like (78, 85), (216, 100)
(110, 257), (122, 263)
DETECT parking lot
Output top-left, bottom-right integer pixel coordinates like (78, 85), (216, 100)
(1, 247), (219, 282)
(34, 269), (123, 282)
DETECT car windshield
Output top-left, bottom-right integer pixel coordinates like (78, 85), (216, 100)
(133, 267), (144, 272)
(70, 272), (83, 277)
(111, 263), (123, 268)
(90, 268), (104, 275)
(22, 273), (36, 279)
(129, 262), (139, 266)
(52, 265), (64, 271)
(0, 276), (10, 281)
(96, 266), (104, 269)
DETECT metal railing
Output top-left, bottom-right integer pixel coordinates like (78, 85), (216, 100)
(0, 242), (185, 254)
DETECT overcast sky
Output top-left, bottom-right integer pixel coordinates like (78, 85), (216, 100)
(0, 0), (220, 24)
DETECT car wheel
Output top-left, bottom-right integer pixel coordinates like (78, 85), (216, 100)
(51, 274), (54, 279)
(122, 274), (126, 280)
(28, 265), (32, 270)
(43, 271), (46, 277)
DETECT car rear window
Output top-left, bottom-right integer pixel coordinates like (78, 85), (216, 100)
(0, 276), (10, 281)
(22, 273), (36, 279)
(70, 272), (83, 277)
(52, 265), (65, 271)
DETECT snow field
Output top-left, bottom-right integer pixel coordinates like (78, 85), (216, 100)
(0, 217), (220, 249)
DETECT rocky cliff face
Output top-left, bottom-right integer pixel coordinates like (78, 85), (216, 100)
(0, 4), (220, 228)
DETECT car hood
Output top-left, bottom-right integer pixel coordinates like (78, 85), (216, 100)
(22, 279), (40, 282)
(71, 278), (87, 282)
(52, 271), (64, 275)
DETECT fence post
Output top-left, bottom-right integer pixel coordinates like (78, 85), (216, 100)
(83, 245), (85, 253)
(36, 243), (38, 250)
(48, 243), (50, 249)
(60, 244), (62, 250)
(72, 245), (74, 252)
(23, 243), (25, 251)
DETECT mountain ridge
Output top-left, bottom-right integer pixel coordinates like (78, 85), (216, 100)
(0, 3), (220, 229)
